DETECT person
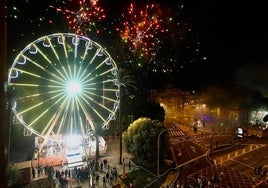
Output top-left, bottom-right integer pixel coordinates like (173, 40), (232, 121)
(103, 158), (107, 169)
(113, 168), (118, 180)
(103, 175), (106, 187)
(100, 160), (104, 172)
(32, 167), (36, 179)
(129, 160), (131, 170)
(106, 172), (110, 183)
(96, 174), (99, 186)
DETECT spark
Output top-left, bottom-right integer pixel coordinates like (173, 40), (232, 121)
(117, 3), (165, 61)
(50, 0), (106, 36)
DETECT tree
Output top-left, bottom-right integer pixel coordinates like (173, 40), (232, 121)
(92, 124), (108, 167)
(123, 117), (168, 169)
(116, 68), (137, 164)
(6, 164), (22, 187)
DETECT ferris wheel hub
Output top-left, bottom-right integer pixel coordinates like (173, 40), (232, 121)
(66, 80), (82, 95)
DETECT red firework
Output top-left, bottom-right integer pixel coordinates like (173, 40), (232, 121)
(51, 0), (105, 36)
(118, 3), (165, 59)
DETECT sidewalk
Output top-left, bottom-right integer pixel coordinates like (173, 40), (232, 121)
(93, 136), (134, 188)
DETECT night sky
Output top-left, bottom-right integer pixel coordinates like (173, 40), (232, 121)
(6, 0), (268, 92)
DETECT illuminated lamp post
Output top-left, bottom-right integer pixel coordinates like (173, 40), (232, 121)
(157, 128), (180, 185)
(157, 129), (167, 179)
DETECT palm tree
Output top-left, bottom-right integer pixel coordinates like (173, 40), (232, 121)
(116, 68), (137, 164)
(92, 124), (106, 171)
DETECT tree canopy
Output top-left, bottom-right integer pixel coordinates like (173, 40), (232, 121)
(122, 117), (169, 169)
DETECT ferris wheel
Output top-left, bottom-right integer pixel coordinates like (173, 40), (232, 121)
(8, 33), (120, 144)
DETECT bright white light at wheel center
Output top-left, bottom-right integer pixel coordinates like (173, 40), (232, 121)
(66, 80), (82, 95)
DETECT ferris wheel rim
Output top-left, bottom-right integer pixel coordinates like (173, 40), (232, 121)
(8, 32), (120, 142)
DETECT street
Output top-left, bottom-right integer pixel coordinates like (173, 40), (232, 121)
(167, 122), (268, 187)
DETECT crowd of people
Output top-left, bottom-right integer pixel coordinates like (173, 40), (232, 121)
(184, 172), (233, 188)
(31, 157), (121, 188)
(88, 157), (120, 187)
(54, 166), (89, 187)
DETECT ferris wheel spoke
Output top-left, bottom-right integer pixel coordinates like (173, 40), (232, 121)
(54, 97), (73, 136)
(84, 89), (118, 103)
(20, 54), (67, 83)
(75, 97), (95, 131)
(55, 34), (75, 82)
(11, 67), (66, 87)
(73, 99), (86, 137)
(78, 49), (100, 81)
(43, 36), (72, 81)
(29, 43), (69, 82)
(75, 99), (87, 138)
(92, 57), (110, 72)
(12, 86), (65, 108)
(26, 93), (67, 129)
(8, 83), (65, 91)
(80, 92), (114, 114)
(16, 89), (65, 105)
(73, 35), (79, 58)
(58, 34), (68, 58)
(17, 91), (66, 117)
(39, 104), (67, 150)
(40, 95), (70, 136)
(40, 113), (60, 140)
(81, 57), (110, 83)
(103, 88), (119, 93)
(82, 88), (118, 104)
(77, 40), (95, 80)
(82, 40), (93, 60)
(99, 67), (117, 78)
(55, 111), (68, 136)
(15, 89), (63, 103)
(82, 67), (117, 88)
(75, 65), (83, 81)
(78, 94), (107, 124)
(69, 97), (77, 134)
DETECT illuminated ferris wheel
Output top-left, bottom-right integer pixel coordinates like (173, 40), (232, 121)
(8, 33), (120, 144)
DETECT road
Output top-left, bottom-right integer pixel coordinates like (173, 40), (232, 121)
(166, 122), (268, 187)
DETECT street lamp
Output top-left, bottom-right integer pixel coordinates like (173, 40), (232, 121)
(157, 129), (168, 179)
(157, 128), (180, 183)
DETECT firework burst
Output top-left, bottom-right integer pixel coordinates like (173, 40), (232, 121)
(117, 3), (166, 60)
(50, 0), (106, 36)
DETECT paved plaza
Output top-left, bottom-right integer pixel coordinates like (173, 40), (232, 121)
(30, 136), (133, 188)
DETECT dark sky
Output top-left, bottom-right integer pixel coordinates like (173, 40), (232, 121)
(6, 0), (268, 92)
(210, 1), (268, 72)
(181, 1), (268, 92)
